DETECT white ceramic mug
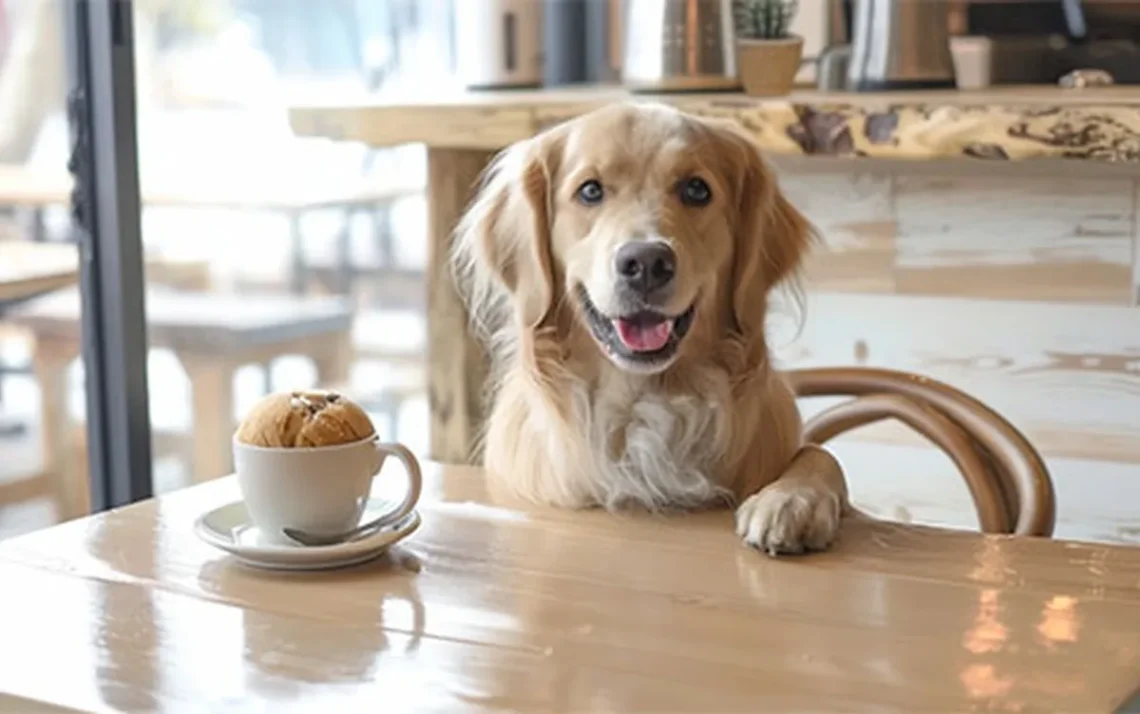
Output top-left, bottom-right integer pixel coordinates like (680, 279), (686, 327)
(233, 436), (423, 546)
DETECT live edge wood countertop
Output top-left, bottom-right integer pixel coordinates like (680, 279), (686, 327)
(289, 84), (1140, 163)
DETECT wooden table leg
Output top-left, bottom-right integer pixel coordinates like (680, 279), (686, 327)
(335, 207), (354, 295)
(313, 329), (354, 387)
(426, 148), (494, 465)
(373, 202), (394, 267)
(179, 355), (236, 483)
(287, 209), (307, 295)
(32, 337), (88, 520)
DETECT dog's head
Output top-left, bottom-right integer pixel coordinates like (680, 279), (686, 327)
(454, 102), (814, 375)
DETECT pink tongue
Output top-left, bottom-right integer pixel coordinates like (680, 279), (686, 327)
(614, 319), (672, 352)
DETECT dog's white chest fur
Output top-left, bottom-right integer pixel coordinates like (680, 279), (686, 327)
(487, 369), (732, 512)
(584, 380), (731, 509)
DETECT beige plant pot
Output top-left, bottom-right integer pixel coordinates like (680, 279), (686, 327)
(736, 35), (804, 97)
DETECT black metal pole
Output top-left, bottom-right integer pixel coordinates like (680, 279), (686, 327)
(63, 0), (154, 511)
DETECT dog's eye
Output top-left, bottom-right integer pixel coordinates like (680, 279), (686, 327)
(576, 180), (604, 206)
(680, 177), (712, 206)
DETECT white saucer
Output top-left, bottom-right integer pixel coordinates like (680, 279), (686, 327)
(194, 498), (422, 571)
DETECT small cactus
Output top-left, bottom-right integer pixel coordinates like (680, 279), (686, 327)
(734, 0), (798, 40)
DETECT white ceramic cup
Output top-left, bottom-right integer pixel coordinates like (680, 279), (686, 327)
(233, 436), (423, 546)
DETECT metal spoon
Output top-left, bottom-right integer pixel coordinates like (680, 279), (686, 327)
(282, 511), (406, 547)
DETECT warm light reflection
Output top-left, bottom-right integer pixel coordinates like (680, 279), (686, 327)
(1037, 595), (1080, 648)
(960, 663), (1014, 700)
(963, 588), (1008, 655)
(969, 538), (1010, 584)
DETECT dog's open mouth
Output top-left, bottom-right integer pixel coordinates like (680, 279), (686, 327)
(577, 287), (695, 368)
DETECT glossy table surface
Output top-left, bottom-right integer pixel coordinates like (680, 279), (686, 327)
(3, 462), (1140, 713)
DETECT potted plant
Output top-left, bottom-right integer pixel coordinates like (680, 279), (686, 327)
(733, 0), (803, 97)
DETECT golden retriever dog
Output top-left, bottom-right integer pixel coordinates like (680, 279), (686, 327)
(451, 102), (849, 556)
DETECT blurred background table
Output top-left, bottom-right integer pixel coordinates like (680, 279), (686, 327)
(0, 163), (417, 294)
(6, 287), (356, 518)
(0, 241), (77, 519)
(0, 241), (76, 305)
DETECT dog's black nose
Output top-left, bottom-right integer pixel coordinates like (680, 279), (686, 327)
(614, 242), (676, 294)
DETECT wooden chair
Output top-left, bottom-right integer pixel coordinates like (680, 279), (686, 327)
(789, 366), (1056, 537)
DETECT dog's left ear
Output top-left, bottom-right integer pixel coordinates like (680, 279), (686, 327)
(723, 128), (815, 342)
(452, 131), (564, 333)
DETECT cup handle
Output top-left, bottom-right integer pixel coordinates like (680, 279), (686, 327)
(371, 442), (423, 526)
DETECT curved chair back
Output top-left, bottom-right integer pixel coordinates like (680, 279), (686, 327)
(788, 367), (1056, 537)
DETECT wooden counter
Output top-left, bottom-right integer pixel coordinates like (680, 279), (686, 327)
(287, 88), (1140, 547)
(290, 84), (1140, 162)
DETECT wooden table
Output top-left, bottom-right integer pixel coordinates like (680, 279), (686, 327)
(0, 241), (211, 302)
(5, 288), (355, 518)
(0, 164), (418, 294)
(1, 463), (1140, 712)
(0, 243), (211, 508)
(287, 85), (1140, 466)
(0, 241), (78, 494)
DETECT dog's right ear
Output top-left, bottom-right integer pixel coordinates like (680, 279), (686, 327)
(452, 131), (564, 335)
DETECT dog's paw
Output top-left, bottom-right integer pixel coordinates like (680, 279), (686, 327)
(735, 480), (842, 556)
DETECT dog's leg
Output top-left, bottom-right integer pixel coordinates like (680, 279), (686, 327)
(735, 444), (850, 556)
